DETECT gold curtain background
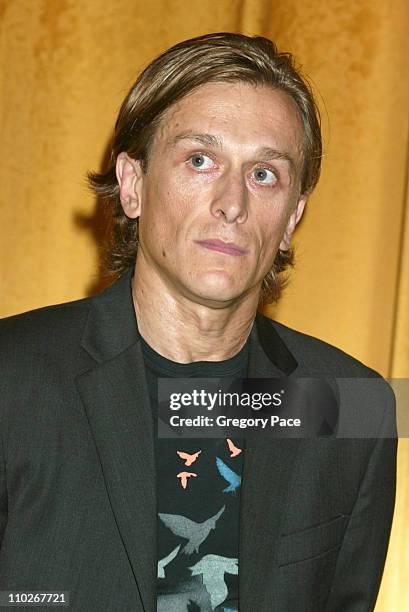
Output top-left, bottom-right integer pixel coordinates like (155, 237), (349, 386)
(0, 1), (408, 608)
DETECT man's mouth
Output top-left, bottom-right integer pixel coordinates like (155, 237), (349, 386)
(194, 239), (248, 256)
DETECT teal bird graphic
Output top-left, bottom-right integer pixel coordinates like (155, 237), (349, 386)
(157, 544), (181, 578)
(189, 554), (238, 609)
(159, 506), (226, 555)
(216, 457), (241, 493)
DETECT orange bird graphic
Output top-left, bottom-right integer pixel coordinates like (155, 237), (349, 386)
(177, 450), (202, 466)
(177, 471), (197, 489)
(226, 438), (242, 457)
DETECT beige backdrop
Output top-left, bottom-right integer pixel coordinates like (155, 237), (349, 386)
(1, 1), (408, 608)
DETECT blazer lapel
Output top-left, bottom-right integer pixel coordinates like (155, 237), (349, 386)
(76, 344), (156, 611)
(76, 271), (156, 612)
(239, 313), (302, 609)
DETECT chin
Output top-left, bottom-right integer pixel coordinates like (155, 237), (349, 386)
(188, 281), (244, 306)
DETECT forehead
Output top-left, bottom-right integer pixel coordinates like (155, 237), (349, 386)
(153, 80), (305, 159)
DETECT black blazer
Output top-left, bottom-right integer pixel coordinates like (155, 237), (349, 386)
(0, 271), (397, 611)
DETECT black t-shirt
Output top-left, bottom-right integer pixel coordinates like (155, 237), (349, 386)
(141, 335), (249, 612)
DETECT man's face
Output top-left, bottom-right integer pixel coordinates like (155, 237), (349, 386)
(118, 81), (307, 307)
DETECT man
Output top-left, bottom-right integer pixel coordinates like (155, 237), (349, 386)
(0, 33), (396, 611)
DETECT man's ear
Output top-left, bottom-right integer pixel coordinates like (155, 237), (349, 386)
(279, 195), (308, 251)
(115, 152), (144, 219)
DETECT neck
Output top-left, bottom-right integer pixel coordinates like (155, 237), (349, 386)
(131, 259), (260, 364)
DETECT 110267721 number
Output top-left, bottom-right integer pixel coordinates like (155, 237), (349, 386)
(0, 592), (69, 607)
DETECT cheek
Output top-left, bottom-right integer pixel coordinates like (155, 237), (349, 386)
(255, 213), (290, 259)
(141, 178), (191, 244)
(259, 208), (289, 239)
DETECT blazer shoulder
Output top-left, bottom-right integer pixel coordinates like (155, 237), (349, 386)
(267, 317), (382, 379)
(0, 295), (93, 357)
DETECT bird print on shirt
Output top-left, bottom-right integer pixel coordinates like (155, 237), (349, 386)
(159, 505), (226, 555)
(189, 554), (238, 609)
(226, 438), (242, 457)
(158, 440), (244, 610)
(177, 471), (197, 489)
(157, 544), (181, 578)
(177, 449), (202, 466)
(215, 457), (241, 493)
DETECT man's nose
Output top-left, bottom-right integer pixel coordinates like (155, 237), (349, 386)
(210, 170), (248, 223)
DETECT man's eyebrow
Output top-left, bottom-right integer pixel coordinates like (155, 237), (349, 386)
(166, 131), (223, 149)
(166, 132), (297, 171)
(257, 147), (297, 172)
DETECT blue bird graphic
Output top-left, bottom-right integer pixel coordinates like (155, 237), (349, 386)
(216, 457), (241, 493)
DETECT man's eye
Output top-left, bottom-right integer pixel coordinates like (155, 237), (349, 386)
(189, 154), (214, 169)
(253, 167), (277, 185)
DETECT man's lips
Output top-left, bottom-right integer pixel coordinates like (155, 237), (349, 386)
(194, 239), (248, 256)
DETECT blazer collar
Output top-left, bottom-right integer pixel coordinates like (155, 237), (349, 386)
(251, 311), (298, 376)
(80, 267), (298, 376)
(80, 269), (140, 363)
